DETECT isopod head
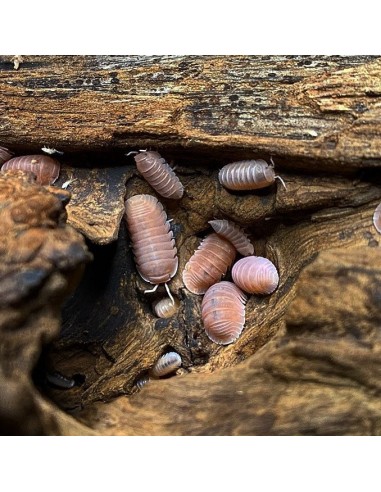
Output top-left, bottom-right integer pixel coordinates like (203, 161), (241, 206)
(231, 256), (279, 295)
(373, 202), (381, 234)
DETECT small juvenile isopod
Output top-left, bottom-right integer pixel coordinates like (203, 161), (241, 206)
(150, 352), (182, 378)
(182, 233), (236, 295)
(218, 159), (286, 191)
(136, 374), (150, 390)
(208, 219), (254, 256)
(129, 150), (184, 199)
(232, 256), (279, 295)
(124, 194), (178, 298)
(0, 145), (13, 165)
(201, 281), (247, 345)
(373, 202), (381, 234)
(1, 154), (60, 185)
(153, 297), (180, 318)
(46, 371), (75, 389)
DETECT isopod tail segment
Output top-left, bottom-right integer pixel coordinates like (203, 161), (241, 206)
(270, 157), (287, 190)
(144, 282), (175, 305)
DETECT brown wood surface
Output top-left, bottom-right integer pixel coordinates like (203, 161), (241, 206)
(0, 56), (381, 435)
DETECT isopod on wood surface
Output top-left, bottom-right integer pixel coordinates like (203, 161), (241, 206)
(232, 256), (279, 295)
(136, 374), (150, 390)
(46, 371), (75, 389)
(124, 194), (178, 292)
(0, 145), (13, 165)
(182, 233), (236, 295)
(153, 297), (180, 318)
(201, 281), (247, 345)
(1, 154), (60, 185)
(131, 151), (184, 199)
(150, 352), (182, 378)
(208, 219), (254, 256)
(373, 202), (381, 234)
(218, 159), (285, 191)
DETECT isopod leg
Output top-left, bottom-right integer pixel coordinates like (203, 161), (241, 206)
(164, 283), (175, 305)
(144, 284), (159, 294)
(275, 175), (287, 190)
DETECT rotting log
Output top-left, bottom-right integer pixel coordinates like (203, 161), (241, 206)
(0, 55), (381, 435)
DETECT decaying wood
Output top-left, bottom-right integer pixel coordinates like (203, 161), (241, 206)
(0, 171), (92, 434)
(0, 56), (381, 171)
(1, 56), (381, 435)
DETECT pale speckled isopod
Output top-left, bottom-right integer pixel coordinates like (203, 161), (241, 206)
(129, 150), (184, 199)
(208, 219), (254, 256)
(373, 202), (381, 234)
(182, 233), (236, 295)
(232, 256), (279, 295)
(124, 194), (178, 299)
(201, 281), (247, 345)
(153, 297), (180, 318)
(0, 145), (13, 165)
(1, 154), (61, 185)
(218, 159), (286, 191)
(150, 352), (182, 378)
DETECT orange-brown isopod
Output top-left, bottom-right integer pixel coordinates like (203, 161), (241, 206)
(132, 151), (184, 199)
(0, 145), (13, 165)
(124, 194), (178, 292)
(201, 281), (247, 345)
(182, 233), (236, 295)
(1, 154), (60, 185)
(218, 159), (285, 191)
(153, 297), (180, 318)
(373, 202), (381, 234)
(208, 219), (254, 256)
(232, 256), (279, 295)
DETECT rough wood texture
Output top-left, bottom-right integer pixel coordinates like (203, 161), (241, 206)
(1, 56), (381, 435)
(0, 56), (381, 170)
(0, 171), (92, 434)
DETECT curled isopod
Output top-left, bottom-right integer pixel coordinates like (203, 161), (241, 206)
(208, 219), (254, 256)
(201, 281), (247, 345)
(182, 233), (236, 295)
(0, 145), (13, 165)
(131, 151), (184, 199)
(1, 154), (60, 185)
(373, 202), (381, 234)
(150, 352), (182, 378)
(232, 256), (279, 295)
(153, 297), (180, 318)
(218, 159), (285, 191)
(124, 194), (178, 292)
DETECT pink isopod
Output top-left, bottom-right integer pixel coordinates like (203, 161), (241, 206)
(131, 151), (184, 199)
(232, 256), (279, 295)
(153, 297), (180, 318)
(1, 154), (60, 185)
(150, 352), (182, 378)
(201, 281), (247, 345)
(373, 202), (381, 234)
(182, 233), (236, 295)
(218, 159), (285, 191)
(0, 145), (13, 165)
(124, 194), (178, 297)
(208, 219), (254, 256)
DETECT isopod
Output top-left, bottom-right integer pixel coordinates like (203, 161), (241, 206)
(182, 233), (236, 295)
(130, 150), (184, 199)
(232, 256), (279, 295)
(373, 202), (381, 234)
(201, 281), (247, 345)
(124, 194), (178, 297)
(150, 352), (182, 378)
(1, 154), (60, 185)
(153, 297), (180, 318)
(218, 159), (286, 191)
(136, 374), (150, 390)
(0, 145), (13, 165)
(208, 219), (254, 256)
(46, 371), (75, 389)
